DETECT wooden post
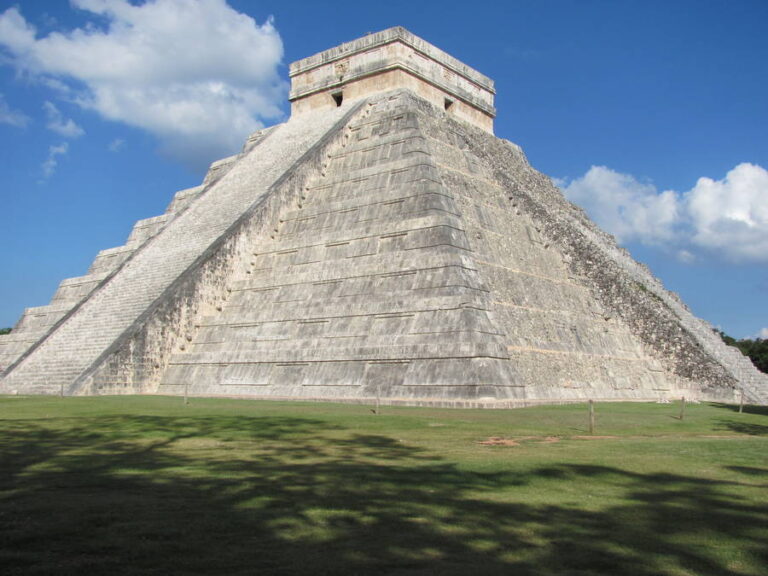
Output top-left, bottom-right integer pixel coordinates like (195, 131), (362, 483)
(375, 385), (380, 415)
(679, 396), (686, 420)
(588, 399), (595, 435)
(184, 382), (189, 406)
(739, 390), (744, 414)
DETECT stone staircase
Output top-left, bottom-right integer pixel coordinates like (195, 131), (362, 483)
(0, 126), (281, 377)
(0, 107), (352, 394)
(0, 187), (199, 373)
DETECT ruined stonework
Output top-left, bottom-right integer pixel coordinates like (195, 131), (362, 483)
(1, 27), (766, 406)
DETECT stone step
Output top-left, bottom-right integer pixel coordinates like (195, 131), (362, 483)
(126, 214), (171, 246)
(231, 250), (481, 293)
(306, 163), (440, 201)
(171, 341), (510, 365)
(224, 283), (485, 316)
(329, 122), (421, 157)
(11, 304), (72, 332)
(195, 309), (500, 348)
(281, 180), (448, 221)
(228, 265), (487, 309)
(279, 191), (456, 238)
(202, 154), (239, 185)
(87, 245), (137, 275)
(51, 273), (107, 303)
(189, 326), (506, 351)
(214, 293), (490, 324)
(158, 357), (520, 398)
(165, 185), (205, 214)
(327, 135), (430, 175)
(254, 222), (470, 271)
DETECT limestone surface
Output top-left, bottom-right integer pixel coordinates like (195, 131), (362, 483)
(1, 28), (766, 406)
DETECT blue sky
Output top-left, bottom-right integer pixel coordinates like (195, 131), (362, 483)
(0, 0), (766, 339)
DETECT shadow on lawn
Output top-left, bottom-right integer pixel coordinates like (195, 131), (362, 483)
(710, 402), (768, 436)
(718, 421), (768, 436)
(711, 402), (768, 416)
(726, 465), (768, 477)
(1, 414), (766, 576)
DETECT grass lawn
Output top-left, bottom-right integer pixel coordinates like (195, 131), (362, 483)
(0, 396), (766, 575)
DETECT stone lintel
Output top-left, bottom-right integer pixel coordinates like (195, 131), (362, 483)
(289, 27), (496, 133)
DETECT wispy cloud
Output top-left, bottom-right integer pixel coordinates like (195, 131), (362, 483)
(108, 137), (125, 152)
(759, 328), (768, 340)
(676, 249), (696, 264)
(558, 163), (768, 264)
(40, 142), (69, 179)
(43, 101), (84, 138)
(0, 0), (286, 170)
(0, 92), (29, 127)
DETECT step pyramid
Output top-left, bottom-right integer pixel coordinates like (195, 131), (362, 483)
(2, 27), (766, 406)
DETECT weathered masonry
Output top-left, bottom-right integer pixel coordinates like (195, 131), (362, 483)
(289, 27), (496, 133)
(1, 27), (766, 406)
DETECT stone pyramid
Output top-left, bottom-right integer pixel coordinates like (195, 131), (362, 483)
(1, 28), (766, 406)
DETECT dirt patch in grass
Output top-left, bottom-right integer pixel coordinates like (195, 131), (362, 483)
(540, 436), (561, 443)
(478, 432), (760, 447)
(479, 437), (520, 446)
(478, 436), (562, 446)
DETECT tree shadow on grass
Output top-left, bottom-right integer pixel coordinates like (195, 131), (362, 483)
(710, 402), (768, 416)
(726, 466), (768, 477)
(0, 414), (766, 576)
(707, 402), (768, 435)
(717, 421), (768, 436)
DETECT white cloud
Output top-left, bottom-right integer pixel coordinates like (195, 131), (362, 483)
(759, 328), (768, 340)
(0, 1), (285, 169)
(0, 92), (29, 127)
(41, 142), (69, 179)
(108, 137), (125, 152)
(559, 163), (768, 264)
(43, 101), (84, 138)
(686, 163), (768, 263)
(559, 166), (679, 245)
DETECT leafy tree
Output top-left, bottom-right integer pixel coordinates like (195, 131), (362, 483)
(0, 327), (11, 335)
(717, 330), (736, 346)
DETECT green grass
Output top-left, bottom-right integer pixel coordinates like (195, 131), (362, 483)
(1, 396), (766, 575)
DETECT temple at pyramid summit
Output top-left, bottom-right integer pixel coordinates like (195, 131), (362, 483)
(1, 27), (766, 406)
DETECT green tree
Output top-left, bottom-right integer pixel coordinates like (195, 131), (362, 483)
(0, 327), (11, 335)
